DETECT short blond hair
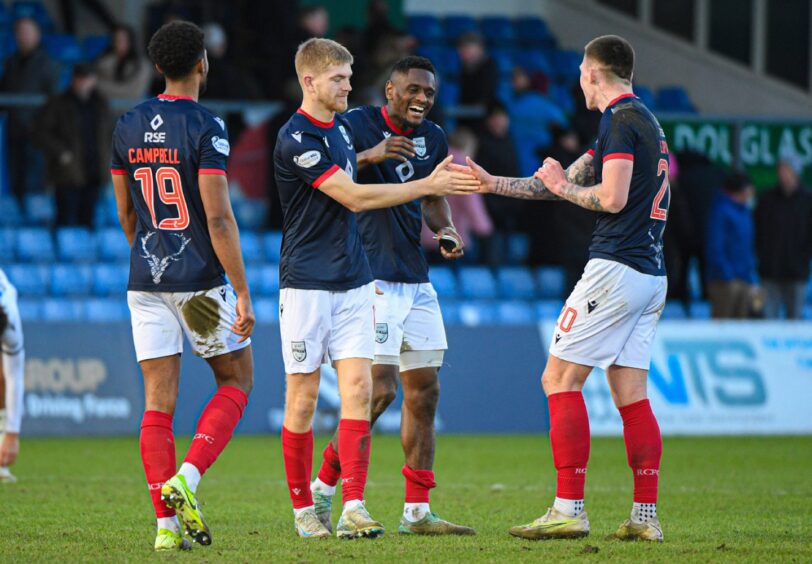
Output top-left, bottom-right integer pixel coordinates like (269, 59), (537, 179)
(295, 38), (353, 79)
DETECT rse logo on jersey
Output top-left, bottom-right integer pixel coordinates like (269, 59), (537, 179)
(144, 114), (166, 143)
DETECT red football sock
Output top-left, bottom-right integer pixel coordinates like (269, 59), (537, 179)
(338, 419), (371, 503)
(548, 391), (590, 500)
(402, 465), (436, 503)
(282, 426), (314, 509)
(140, 410), (176, 518)
(317, 442), (342, 487)
(619, 399), (662, 503)
(183, 386), (247, 475)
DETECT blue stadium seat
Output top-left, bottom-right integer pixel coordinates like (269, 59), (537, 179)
(506, 233), (530, 264)
(440, 300), (461, 324)
(254, 298), (279, 323)
(245, 265), (262, 296)
(264, 231), (283, 263)
(489, 47), (516, 77)
(687, 259), (703, 301)
(407, 15), (444, 45)
(513, 48), (553, 75)
(85, 298), (129, 322)
(803, 304), (812, 321)
(443, 15), (477, 41)
(552, 50), (582, 82)
(657, 86), (696, 112)
(56, 227), (97, 262)
(232, 198), (267, 231)
(0, 3), (10, 31)
(17, 228), (55, 262)
(480, 16), (516, 47)
(661, 301), (687, 320)
(256, 264), (279, 297)
(497, 266), (536, 300)
(16, 298), (41, 321)
(0, 228), (15, 262)
(415, 45), (460, 78)
(496, 300), (535, 324)
(51, 264), (92, 296)
(24, 193), (55, 225)
(92, 263), (129, 296)
(0, 196), (22, 226)
(41, 298), (85, 322)
(535, 299), (565, 320)
(514, 16), (555, 48)
(43, 34), (82, 63)
(82, 35), (110, 60)
(548, 82), (575, 114)
(806, 275), (812, 302)
(458, 266), (497, 299)
(689, 300), (711, 319)
(240, 231), (265, 264)
(437, 80), (460, 107)
(93, 194), (119, 227)
(98, 228), (131, 261)
(428, 266), (458, 299)
(634, 85), (656, 110)
(12, 1), (54, 31)
(536, 266), (566, 299)
(6, 264), (49, 297)
(459, 300), (497, 326)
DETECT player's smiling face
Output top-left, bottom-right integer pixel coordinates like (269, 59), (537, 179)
(386, 68), (436, 130)
(313, 63), (353, 113)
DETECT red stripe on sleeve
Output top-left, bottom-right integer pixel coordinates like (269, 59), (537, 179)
(603, 152), (634, 163)
(111, 168), (127, 175)
(199, 168), (227, 175)
(312, 164), (340, 189)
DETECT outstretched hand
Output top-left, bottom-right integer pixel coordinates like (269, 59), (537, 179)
(454, 157), (495, 193)
(426, 155), (481, 196)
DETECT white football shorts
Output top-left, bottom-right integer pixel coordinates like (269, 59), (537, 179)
(0, 269), (23, 355)
(128, 284), (251, 362)
(549, 258), (667, 370)
(373, 280), (447, 365)
(279, 282), (375, 374)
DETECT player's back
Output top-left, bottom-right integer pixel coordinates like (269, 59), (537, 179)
(345, 105), (448, 284)
(111, 94), (231, 292)
(590, 94), (670, 276)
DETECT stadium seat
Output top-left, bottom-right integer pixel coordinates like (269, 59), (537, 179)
(689, 300), (711, 319)
(513, 48), (553, 75)
(428, 266), (458, 299)
(480, 16), (516, 47)
(16, 228), (55, 262)
(6, 263), (49, 297)
(0, 196), (22, 226)
(535, 299), (565, 320)
(634, 84), (656, 110)
(687, 259), (703, 301)
(443, 15), (477, 41)
(407, 15), (444, 45)
(93, 194), (119, 227)
(41, 298), (85, 322)
(440, 300), (461, 324)
(0, 228), (15, 262)
(489, 47), (516, 77)
(657, 86), (696, 112)
(496, 300), (535, 324)
(497, 266), (536, 300)
(548, 82), (575, 114)
(437, 80), (460, 107)
(514, 16), (555, 48)
(240, 231), (265, 264)
(803, 304), (812, 321)
(536, 266), (566, 299)
(232, 198), (268, 231)
(98, 228), (131, 261)
(16, 298), (41, 321)
(254, 298), (279, 323)
(56, 227), (97, 262)
(51, 264), (92, 296)
(506, 233), (530, 264)
(0, 4), (10, 31)
(415, 45), (460, 78)
(458, 266), (497, 300)
(82, 35), (110, 60)
(24, 193), (55, 225)
(552, 50), (582, 82)
(43, 34), (83, 63)
(264, 231), (283, 263)
(459, 300), (497, 326)
(257, 264), (280, 297)
(662, 301), (687, 320)
(806, 275), (812, 303)
(85, 298), (129, 322)
(92, 263), (129, 296)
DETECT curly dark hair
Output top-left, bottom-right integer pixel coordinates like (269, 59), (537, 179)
(147, 20), (205, 80)
(390, 55), (436, 79)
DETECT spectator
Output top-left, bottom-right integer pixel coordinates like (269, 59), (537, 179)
(456, 32), (498, 130)
(421, 128), (493, 261)
(705, 172), (759, 319)
(0, 17), (60, 203)
(34, 65), (112, 227)
(95, 24), (153, 101)
(754, 157), (812, 319)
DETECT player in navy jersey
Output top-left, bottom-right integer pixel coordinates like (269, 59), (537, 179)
(309, 56), (474, 536)
(274, 39), (479, 539)
(461, 36), (667, 542)
(111, 21), (254, 552)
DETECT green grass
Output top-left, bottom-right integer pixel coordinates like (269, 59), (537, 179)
(1, 435), (811, 562)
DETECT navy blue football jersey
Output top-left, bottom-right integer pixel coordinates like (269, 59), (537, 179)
(273, 109), (372, 291)
(588, 93), (670, 276)
(111, 94), (230, 292)
(345, 105), (449, 283)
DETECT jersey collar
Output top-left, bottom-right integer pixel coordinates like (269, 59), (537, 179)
(381, 106), (413, 136)
(297, 108), (335, 128)
(157, 93), (196, 101)
(606, 93), (637, 107)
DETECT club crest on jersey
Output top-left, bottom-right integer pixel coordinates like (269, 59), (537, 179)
(139, 231), (191, 284)
(294, 150), (321, 168)
(413, 137), (428, 159)
(375, 323), (388, 343)
(291, 341), (307, 362)
(338, 125), (353, 148)
(212, 136), (230, 156)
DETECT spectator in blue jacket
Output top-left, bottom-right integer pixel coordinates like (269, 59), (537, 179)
(705, 171), (759, 319)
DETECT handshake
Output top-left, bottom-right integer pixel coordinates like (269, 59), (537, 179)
(424, 155), (482, 197)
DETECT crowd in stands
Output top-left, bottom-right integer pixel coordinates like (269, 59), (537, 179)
(0, 0), (810, 323)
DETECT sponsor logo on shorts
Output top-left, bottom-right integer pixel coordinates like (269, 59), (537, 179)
(292, 341), (307, 362)
(375, 323), (389, 343)
(587, 299), (598, 314)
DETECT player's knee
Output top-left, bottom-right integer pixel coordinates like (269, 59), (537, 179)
(371, 386), (397, 416)
(286, 388), (319, 421)
(403, 373), (440, 414)
(341, 373), (372, 409)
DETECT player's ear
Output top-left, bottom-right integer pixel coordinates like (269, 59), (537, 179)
(384, 79), (394, 101)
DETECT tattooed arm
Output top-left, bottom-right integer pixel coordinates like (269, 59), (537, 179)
(536, 157), (633, 213)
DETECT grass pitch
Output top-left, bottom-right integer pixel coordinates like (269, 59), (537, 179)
(1, 435), (811, 562)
